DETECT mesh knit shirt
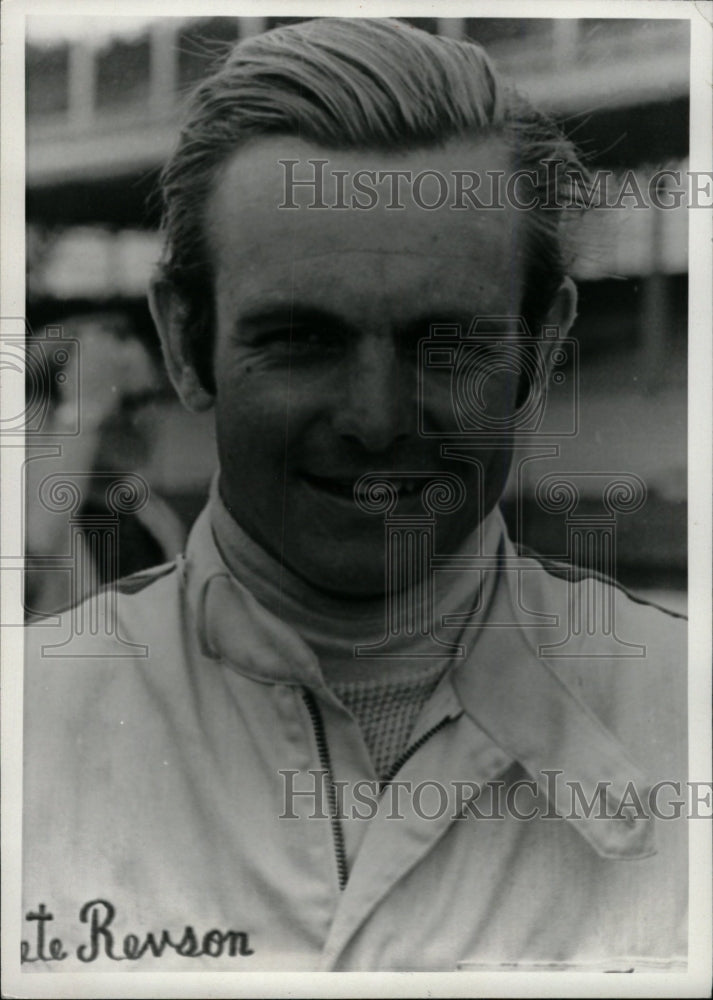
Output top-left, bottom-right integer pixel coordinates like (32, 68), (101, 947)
(328, 664), (448, 779)
(210, 478), (500, 780)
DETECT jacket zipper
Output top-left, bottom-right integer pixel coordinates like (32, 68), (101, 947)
(380, 717), (452, 790)
(302, 689), (349, 891)
(302, 691), (453, 889)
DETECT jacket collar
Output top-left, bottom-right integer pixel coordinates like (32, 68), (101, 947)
(183, 500), (655, 860)
(451, 534), (656, 860)
(185, 504), (324, 688)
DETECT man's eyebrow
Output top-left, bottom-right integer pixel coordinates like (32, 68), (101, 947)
(236, 304), (358, 335)
(235, 306), (496, 338)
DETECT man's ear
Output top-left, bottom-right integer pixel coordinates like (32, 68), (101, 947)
(148, 274), (214, 412)
(539, 275), (578, 377)
(516, 277), (578, 409)
(544, 276), (578, 341)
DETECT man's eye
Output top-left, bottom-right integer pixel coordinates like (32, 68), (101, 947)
(289, 328), (324, 348)
(262, 327), (339, 359)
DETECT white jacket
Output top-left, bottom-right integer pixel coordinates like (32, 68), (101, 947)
(22, 504), (688, 972)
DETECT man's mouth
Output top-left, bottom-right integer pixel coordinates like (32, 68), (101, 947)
(301, 472), (433, 501)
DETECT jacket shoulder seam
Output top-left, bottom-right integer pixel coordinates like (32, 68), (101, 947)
(515, 544), (687, 622)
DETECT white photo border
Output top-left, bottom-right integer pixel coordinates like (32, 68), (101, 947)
(2, 1), (711, 997)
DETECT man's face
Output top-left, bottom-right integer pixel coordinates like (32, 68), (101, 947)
(205, 136), (527, 596)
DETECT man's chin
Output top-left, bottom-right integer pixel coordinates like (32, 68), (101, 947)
(280, 513), (484, 600)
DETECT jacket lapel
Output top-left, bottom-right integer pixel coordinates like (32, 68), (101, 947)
(451, 546), (656, 861)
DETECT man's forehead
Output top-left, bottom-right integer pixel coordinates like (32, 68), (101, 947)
(209, 132), (515, 191)
(204, 134), (526, 268)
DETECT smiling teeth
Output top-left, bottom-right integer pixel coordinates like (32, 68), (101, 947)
(318, 476), (428, 497)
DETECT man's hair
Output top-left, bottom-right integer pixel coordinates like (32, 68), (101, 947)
(157, 17), (586, 389)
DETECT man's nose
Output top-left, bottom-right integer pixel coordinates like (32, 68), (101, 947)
(333, 338), (412, 453)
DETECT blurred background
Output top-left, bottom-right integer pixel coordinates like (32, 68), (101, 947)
(25, 15), (688, 615)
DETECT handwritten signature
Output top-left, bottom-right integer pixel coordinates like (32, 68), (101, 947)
(21, 900), (254, 963)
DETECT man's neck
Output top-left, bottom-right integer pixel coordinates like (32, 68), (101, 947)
(209, 473), (503, 682)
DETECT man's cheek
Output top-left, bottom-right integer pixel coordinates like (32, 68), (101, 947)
(216, 370), (291, 420)
(480, 373), (521, 418)
(418, 377), (460, 434)
(444, 375), (520, 432)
